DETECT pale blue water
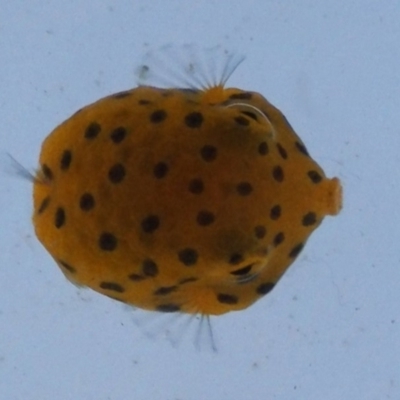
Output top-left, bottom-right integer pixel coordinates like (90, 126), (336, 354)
(1, 1), (399, 399)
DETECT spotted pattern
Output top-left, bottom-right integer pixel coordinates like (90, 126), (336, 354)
(150, 109), (167, 123)
(273, 232), (285, 246)
(100, 282), (125, 293)
(256, 282), (275, 295)
(156, 304), (181, 312)
(59, 260), (76, 274)
(236, 182), (253, 196)
(196, 210), (215, 226)
(98, 232), (117, 251)
(42, 164), (53, 180)
(302, 212), (317, 226)
(188, 178), (204, 194)
(110, 127), (127, 143)
(272, 166), (284, 182)
(141, 215), (160, 233)
(276, 144), (287, 159)
(153, 162), (169, 179)
(308, 170), (323, 183)
(79, 193), (95, 211)
(200, 145), (217, 162)
(258, 141), (269, 155)
(217, 293), (238, 305)
(270, 205), (281, 220)
(85, 122), (101, 139)
(184, 112), (203, 128)
(54, 208), (65, 228)
(33, 78), (341, 318)
(254, 225), (266, 239)
(108, 163), (126, 183)
(154, 286), (178, 296)
(229, 253), (244, 265)
(60, 150), (72, 170)
(38, 196), (50, 214)
(178, 248), (198, 266)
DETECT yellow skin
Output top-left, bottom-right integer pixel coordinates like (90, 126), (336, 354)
(33, 85), (342, 315)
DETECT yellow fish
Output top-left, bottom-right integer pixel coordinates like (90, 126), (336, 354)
(32, 47), (342, 317)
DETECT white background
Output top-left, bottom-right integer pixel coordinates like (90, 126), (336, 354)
(1, 1), (399, 399)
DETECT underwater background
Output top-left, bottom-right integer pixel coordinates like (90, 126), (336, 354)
(1, 1), (398, 399)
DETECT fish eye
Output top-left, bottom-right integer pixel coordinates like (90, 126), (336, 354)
(224, 102), (276, 138)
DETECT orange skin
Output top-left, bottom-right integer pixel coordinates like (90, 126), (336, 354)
(33, 85), (341, 316)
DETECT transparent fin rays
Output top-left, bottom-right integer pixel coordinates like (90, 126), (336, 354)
(135, 44), (245, 90)
(130, 307), (218, 352)
(2, 152), (38, 183)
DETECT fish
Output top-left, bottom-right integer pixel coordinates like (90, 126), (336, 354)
(32, 46), (342, 318)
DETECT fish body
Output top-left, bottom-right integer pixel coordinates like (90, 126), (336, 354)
(33, 67), (341, 316)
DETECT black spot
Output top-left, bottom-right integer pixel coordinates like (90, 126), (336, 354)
(54, 207), (65, 228)
(272, 166), (284, 182)
(184, 112), (204, 128)
(229, 92), (253, 100)
(150, 109), (167, 123)
(128, 274), (145, 281)
(231, 264), (253, 276)
(295, 141), (309, 156)
(258, 141), (269, 155)
(38, 196), (50, 214)
(85, 122), (101, 139)
(154, 286), (178, 296)
(58, 260), (76, 273)
(98, 232), (118, 251)
(229, 253), (244, 265)
(217, 293), (238, 305)
(188, 178), (204, 194)
(308, 170), (323, 183)
(178, 248), (198, 266)
(179, 277), (198, 285)
(156, 304), (181, 312)
(153, 162), (169, 179)
(110, 127), (127, 143)
(99, 282), (125, 293)
(200, 145), (217, 162)
(196, 210), (215, 226)
(141, 215), (160, 233)
(142, 259), (159, 277)
(276, 143), (288, 159)
(234, 116), (250, 126)
(60, 150), (72, 170)
(241, 111), (258, 121)
(289, 243), (304, 258)
(79, 193), (95, 211)
(254, 225), (266, 239)
(42, 164), (53, 180)
(256, 282), (275, 295)
(236, 182), (253, 196)
(113, 91), (131, 99)
(302, 212), (317, 226)
(270, 205), (281, 220)
(139, 99), (152, 105)
(273, 232), (285, 246)
(108, 163), (126, 183)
